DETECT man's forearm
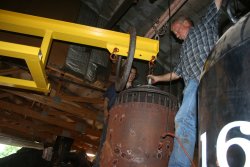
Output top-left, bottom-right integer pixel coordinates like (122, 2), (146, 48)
(160, 72), (180, 82)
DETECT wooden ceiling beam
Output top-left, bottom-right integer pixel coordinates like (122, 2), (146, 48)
(0, 111), (56, 138)
(0, 112), (99, 148)
(0, 67), (22, 75)
(47, 66), (106, 92)
(2, 89), (100, 121)
(0, 92), (10, 99)
(0, 123), (52, 143)
(0, 100), (101, 137)
(0, 126), (96, 151)
(59, 94), (104, 104)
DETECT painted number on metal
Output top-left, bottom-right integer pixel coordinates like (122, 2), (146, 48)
(200, 121), (250, 167)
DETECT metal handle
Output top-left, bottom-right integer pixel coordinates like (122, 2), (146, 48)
(115, 27), (136, 91)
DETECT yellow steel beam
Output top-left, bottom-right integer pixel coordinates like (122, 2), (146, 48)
(0, 9), (159, 61)
(0, 41), (40, 60)
(41, 30), (53, 65)
(0, 9), (159, 93)
(0, 76), (49, 92)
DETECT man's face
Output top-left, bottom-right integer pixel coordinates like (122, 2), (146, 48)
(171, 21), (190, 40)
(128, 68), (136, 82)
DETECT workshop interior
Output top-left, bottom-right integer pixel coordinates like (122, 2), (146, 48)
(0, 0), (249, 166)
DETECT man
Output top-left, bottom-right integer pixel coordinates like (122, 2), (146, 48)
(103, 66), (137, 118)
(93, 66), (137, 167)
(148, 0), (223, 166)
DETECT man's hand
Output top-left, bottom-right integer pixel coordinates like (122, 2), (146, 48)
(147, 72), (180, 84)
(147, 75), (160, 84)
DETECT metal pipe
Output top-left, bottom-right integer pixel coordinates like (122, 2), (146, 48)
(145, 0), (187, 39)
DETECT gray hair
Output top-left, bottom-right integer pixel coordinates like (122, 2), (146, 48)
(172, 16), (193, 26)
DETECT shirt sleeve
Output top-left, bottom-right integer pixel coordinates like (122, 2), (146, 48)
(200, 1), (219, 25)
(103, 84), (117, 110)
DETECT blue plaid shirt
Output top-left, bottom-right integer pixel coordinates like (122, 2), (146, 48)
(174, 2), (220, 85)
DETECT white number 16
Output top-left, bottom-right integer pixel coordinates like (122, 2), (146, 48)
(200, 121), (250, 167)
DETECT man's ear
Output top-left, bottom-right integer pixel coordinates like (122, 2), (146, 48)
(183, 20), (192, 29)
(183, 20), (190, 26)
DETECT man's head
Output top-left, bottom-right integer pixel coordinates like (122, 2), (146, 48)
(125, 66), (137, 89)
(171, 16), (193, 40)
(128, 66), (137, 83)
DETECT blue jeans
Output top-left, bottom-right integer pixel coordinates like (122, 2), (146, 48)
(168, 79), (198, 167)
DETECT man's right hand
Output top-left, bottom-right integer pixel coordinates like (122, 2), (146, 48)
(147, 72), (180, 84)
(147, 75), (160, 84)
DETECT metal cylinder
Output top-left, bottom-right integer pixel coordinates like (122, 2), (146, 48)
(100, 85), (178, 167)
(199, 13), (250, 166)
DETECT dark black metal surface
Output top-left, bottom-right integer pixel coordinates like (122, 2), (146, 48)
(199, 12), (250, 167)
(116, 85), (178, 110)
(115, 27), (136, 91)
(52, 136), (74, 167)
(105, 0), (137, 29)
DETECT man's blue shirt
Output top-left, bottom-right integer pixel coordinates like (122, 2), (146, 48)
(103, 84), (117, 110)
(174, 2), (220, 84)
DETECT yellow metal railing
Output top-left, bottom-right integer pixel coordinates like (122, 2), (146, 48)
(0, 41), (50, 92)
(0, 9), (159, 93)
